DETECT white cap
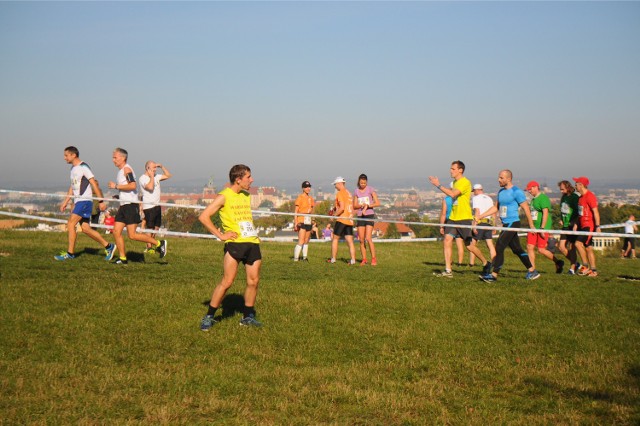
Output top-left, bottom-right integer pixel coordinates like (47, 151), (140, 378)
(473, 184), (483, 190)
(332, 176), (346, 185)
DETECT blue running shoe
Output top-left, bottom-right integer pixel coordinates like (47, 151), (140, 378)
(525, 270), (541, 280)
(480, 273), (497, 283)
(200, 315), (217, 331)
(54, 251), (75, 261)
(567, 268), (576, 275)
(239, 314), (263, 327)
(104, 243), (116, 261)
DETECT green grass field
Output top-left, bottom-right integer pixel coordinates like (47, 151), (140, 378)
(1, 230), (639, 424)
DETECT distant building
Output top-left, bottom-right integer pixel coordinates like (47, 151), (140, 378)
(394, 190), (421, 209)
(373, 221), (415, 239)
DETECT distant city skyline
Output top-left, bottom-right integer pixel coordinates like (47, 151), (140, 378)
(1, 2), (639, 190)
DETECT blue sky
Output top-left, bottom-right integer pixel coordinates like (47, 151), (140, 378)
(1, 1), (639, 191)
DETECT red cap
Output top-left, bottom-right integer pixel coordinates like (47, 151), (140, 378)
(525, 180), (540, 191)
(573, 176), (590, 187)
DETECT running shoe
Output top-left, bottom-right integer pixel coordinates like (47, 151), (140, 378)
(567, 268), (576, 275)
(113, 258), (128, 265)
(104, 243), (116, 261)
(434, 270), (453, 278)
(54, 251), (75, 261)
(302, 258), (309, 262)
(586, 270), (599, 277)
(525, 270), (541, 280)
(480, 273), (497, 283)
(200, 315), (217, 331)
(371, 257), (377, 266)
(578, 266), (591, 276)
(158, 240), (168, 258)
(239, 315), (263, 327)
(482, 261), (493, 275)
(555, 260), (564, 274)
(360, 259), (368, 266)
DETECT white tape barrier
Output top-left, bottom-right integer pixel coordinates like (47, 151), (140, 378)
(2, 188), (638, 240)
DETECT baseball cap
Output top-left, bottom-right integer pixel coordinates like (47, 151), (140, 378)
(573, 176), (590, 187)
(332, 176), (346, 185)
(301, 181), (312, 188)
(525, 181), (540, 191)
(472, 184), (483, 190)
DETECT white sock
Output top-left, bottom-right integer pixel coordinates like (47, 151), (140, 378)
(302, 244), (308, 258)
(294, 245), (302, 260)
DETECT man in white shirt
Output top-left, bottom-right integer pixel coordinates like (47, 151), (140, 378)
(470, 183), (497, 263)
(139, 161), (172, 253)
(621, 214), (637, 259)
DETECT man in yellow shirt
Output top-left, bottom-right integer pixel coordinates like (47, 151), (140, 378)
(198, 164), (262, 330)
(429, 161), (491, 278)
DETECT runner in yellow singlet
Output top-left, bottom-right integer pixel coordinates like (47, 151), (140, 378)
(198, 164), (263, 330)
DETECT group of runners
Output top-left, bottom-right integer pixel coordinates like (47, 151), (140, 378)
(55, 146), (168, 265)
(429, 161), (604, 282)
(55, 151), (631, 330)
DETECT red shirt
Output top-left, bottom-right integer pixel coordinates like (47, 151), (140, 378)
(577, 191), (598, 228)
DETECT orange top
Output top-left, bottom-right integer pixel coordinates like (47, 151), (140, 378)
(295, 193), (315, 224)
(335, 188), (354, 226)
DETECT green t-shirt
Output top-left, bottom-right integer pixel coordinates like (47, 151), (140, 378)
(531, 193), (552, 230)
(560, 193), (579, 228)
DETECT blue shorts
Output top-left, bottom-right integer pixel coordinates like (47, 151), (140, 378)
(72, 201), (93, 220)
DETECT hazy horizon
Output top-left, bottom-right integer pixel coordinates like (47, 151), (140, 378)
(2, 2), (639, 189)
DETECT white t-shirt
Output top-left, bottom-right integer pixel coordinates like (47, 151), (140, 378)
(472, 193), (494, 215)
(116, 163), (138, 204)
(624, 220), (636, 234)
(70, 162), (95, 202)
(139, 174), (162, 210)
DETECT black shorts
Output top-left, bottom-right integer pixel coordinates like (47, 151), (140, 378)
(559, 227), (577, 243)
(333, 222), (354, 237)
(624, 237), (635, 250)
(297, 223), (312, 232)
(224, 242), (262, 265)
(444, 219), (473, 243)
(143, 206), (162, 229)
(576, 226), (594, 247)
(356, 214), (376, 228)
(473, 223), (493, 241)
(115, 203), (141, 226)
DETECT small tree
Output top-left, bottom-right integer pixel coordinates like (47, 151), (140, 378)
(385, 222), (400, 239)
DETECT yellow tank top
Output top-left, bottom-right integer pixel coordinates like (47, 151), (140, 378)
(218, 187), (260, 244)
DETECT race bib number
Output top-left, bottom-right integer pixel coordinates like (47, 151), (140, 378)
(578, 206), (584, 216)
(238, 221), (258, 238)
(531, 210), (539, 221)
(303, 216), (312, 225)
(358, 196), (370, 205)
(500, 206), (508, 218)
(561, 202), (570, 214)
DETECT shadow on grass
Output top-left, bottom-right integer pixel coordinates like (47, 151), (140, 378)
(83, 247), (158, 264)
(201, 293), (245, 322)
(523, 376), (618, 403)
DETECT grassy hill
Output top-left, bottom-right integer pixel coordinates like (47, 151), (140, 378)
(1, 230), (639, 424)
